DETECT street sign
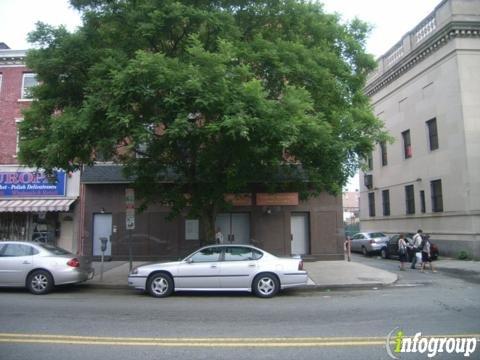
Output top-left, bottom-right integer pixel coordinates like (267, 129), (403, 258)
(125, 188), (135, 230)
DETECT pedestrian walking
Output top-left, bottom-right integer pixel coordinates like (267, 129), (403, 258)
(410, 229), (423, 269)
(420, 234), (437, 273)
(344, 236), (352, 262)
(398, 233), (408, 271)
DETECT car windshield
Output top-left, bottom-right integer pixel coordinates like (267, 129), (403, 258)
(38, 243), (71, 255)
(369, 232), (386, 238)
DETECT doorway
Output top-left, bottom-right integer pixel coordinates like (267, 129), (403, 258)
(215, 213), (250, 244)
(93, 213), (112, 256)
(291, 213), (310, 255)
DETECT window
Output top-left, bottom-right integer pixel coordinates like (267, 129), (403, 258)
(224, 247), (263, 261)
(189, 247), (222, 262)
(426, 118), (439, 151)
(21, 73), (38, 99)
(405, 185), (415, 214)
(0, 74), (3, 93)
(402, 130), (412, 159)
(431, 180), (443, 212)
(367, 153), (373, 171)
(368, 192), (375, 217)
(420, 190), (426, 213)
(185, 219), (199, 240)
(1, 244), (36, 257)
(380, 141), (388, 166)
(382, 190), (390, 216)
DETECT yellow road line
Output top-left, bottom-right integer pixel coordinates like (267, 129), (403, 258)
(0, 333), (477, 348)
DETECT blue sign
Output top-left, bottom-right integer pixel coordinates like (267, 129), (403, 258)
(0, 171), (66, 197)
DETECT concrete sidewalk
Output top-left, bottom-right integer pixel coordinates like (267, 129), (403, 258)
(88, 259), (398, 290)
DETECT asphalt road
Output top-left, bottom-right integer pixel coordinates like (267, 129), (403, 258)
(0, 255), (479, 360)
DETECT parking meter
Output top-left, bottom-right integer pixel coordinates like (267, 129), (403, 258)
(99, 237), (108, 281)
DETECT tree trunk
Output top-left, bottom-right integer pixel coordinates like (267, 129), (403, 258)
(201, 203), (218, 246)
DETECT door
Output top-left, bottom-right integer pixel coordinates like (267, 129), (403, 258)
(0, 243), (35, 286)
(215, 213), (250, 244)
(219, 246), (259, 289)
(291, 213), (309, 255)
(175, 247), (222, 289)
(93, 214), (112, 256)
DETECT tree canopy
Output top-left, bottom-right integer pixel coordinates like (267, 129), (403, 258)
(20, 0), (386, 242)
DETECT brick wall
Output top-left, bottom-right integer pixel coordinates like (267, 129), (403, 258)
(0, 65), (31, 164)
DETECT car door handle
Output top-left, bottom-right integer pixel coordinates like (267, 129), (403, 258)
(248, 264), (256, 268)
(23, 261), (31, 264)
(210, 265), (217, 268)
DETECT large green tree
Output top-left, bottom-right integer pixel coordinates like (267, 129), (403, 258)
(20, 0), (386, 243)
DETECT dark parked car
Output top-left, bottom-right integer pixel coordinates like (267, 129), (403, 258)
(381, 234), (439, 261)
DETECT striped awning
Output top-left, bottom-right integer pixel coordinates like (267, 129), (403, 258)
(0, 198), (76, 212)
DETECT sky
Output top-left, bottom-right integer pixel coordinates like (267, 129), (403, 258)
(0, 0), (442, 191)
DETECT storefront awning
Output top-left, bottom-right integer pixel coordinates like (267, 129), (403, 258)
(0, 198), (76, 212)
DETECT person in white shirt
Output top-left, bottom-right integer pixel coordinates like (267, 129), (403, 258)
(410, 229), (423, 269)
(215, 227), (224, 244)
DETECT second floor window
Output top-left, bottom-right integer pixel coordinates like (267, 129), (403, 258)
(405, 185), (415, 214)
(382, 190), (390, 216)
(21, 73), (38, 99)
(431, 179), (443, 212)
(426, 118), (439, 151)
(380, 141), (388, 166)
(402, 130), (412, 159)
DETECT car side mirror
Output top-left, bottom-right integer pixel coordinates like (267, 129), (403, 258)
(186, 258), (193, 264)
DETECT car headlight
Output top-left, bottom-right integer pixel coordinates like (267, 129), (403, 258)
(130, 268), (139, 275)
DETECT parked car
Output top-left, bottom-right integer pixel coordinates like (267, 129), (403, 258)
(350, 232), (389, 256)
(128, 244), (308, 298)
(0, 241), (94, 295)
(381, 234), (414, 260)
(381, 234), (439, 261)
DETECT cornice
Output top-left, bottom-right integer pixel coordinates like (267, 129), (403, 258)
(0, 50), (27, 66)
(365, 21), (480, 97)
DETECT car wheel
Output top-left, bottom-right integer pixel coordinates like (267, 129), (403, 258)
(27, 270), (53, 295)
(362, 247), (369, 256)
(381, 248), (388, 259)
(253, 273), (279, 298)
(147, 272), (174, 298)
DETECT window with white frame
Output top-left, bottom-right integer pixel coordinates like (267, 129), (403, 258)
(0, 73), (3, 94)
(21, 73), (38, 99)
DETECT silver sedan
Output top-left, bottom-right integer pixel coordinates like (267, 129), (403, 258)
(0, 241), (94, 295)
(128, 245), (308, 298)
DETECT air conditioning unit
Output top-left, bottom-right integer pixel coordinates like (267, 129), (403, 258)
(364, 174), (373, 189)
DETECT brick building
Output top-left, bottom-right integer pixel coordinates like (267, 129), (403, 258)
(0, 45), (80, 251)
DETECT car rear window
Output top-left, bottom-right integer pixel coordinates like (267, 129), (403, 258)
(38, 244), (71, 255)
(369, 232), (386, 238)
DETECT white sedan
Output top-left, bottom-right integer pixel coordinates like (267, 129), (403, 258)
(128, 245), (308, 298)
(0, 241), (94, 295)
